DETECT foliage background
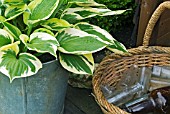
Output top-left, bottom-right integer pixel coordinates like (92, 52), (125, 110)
(86, 0), (136, 48)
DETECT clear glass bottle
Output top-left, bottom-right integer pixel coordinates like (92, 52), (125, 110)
(150, 77), (170, 91)
(116, 65), (140, 89)
(102, 67), (151, 106)
(122, 86), (170, 114)
(107, 83), (143, 106)
(152, 66), (170, 79)
(100, 84), (115, 99)
(101, 65), (140, 102)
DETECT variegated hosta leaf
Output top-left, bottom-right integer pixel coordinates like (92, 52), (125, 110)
(3, 0), (25, 5)
(23, 0), (59, 25)
(75, 22), (114, 44)
(5, 4), (27, 20)
(0, 41), (20, 55)
(0, 16), (5, 28)
(0, 29), (14, 47)
(20, 32), (59, 57)
(68, 0), (105, 7)
(61, 7), (126, 21)
(107, 40), (128, 54)
(56, 28), (107, 54)
(41, 18), (71, 31)
(0, 50), (42, 82)
(101, 9), (127, 16)
(0, 16), (5, 22)
(33, 28), (55, 36)
(68, 0), (94, 2)
(59, 52), (94, 74)
(75, 22), (127, 53)
(50, 0), (66, 18)
(2, 21), (22, 40)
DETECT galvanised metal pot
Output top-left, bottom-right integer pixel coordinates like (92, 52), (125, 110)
(0, 60), (69, 114)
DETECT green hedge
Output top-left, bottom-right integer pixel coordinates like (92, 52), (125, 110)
(86, 0), (136, 33)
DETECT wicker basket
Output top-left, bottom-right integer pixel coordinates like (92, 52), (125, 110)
(92, 1), (170, 114)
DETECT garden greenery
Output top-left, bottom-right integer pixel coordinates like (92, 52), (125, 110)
(0, 0), (127, 82)
(89, 0), (135, 33)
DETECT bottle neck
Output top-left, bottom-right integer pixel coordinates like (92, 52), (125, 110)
(125, 98), (155, 113)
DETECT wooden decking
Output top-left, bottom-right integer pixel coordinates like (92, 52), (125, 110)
(64, 85), (103, 114)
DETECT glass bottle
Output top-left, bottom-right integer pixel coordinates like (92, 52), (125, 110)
(152, 65), (170, 79)
(100, 84), (115, 99)
(100, 65), (140, 104)
(104, 67), (151, 106)
(122, 86), (170, 114)
(116, 65), (140, 89)
(150, 77), (170, 91)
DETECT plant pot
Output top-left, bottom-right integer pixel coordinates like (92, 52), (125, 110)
(0, 60), (69, 114)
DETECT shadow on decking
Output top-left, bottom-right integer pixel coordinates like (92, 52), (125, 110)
(64, 85), (103, 114)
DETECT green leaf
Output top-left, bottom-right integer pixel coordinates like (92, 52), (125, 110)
(75, 22), (114, 44)
(59, 52), (94, 74)
(50, 0), (67, 18)
(3, 21), (22, 40)
(0, 16), (5, 28)
(20, 32), (59, 57)
(33, 28), (55, 36)
(101, 9), (127, 16)
(5, 4), (27, 20)
(75, 22), (127, 53)
(0, 29), (14, 47)
(0, 41), (20, 55)
(61, 7), (126, 21)
(68, 0), (92, 2)
(4, 0), (25, 5)
(68, 0), (105, 7)
(23, 0), (59, 25)
(0, 4), (6, 16)
(0, 16), (6, 22)
(41, 18), (71, 31)
(107, 40), (128, 54)
(56, 28), (107, 54)
(0, 50), (42, 82)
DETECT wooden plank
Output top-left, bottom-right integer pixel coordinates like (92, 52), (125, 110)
(157, 10), (170, 38)
(156, 32), (170, 46)
(65, 85), (103, 114)
(64, 98), (85, 114)
(136, 0), (161, 46)
(156, 8), (170, 46)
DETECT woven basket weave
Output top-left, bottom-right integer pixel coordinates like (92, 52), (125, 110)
(92, 1), (170, 114)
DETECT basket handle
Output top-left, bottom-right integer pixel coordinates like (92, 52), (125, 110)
(143, 1), (170, 46)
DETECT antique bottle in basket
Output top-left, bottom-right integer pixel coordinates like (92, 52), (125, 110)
(123, 86), (170, 114)
(100, 65), (139, 100)
(101, 66), (151, 106)
(150, 77), (170, 91)
(152, 65), (170, 79)
(150, 66), (170, 91)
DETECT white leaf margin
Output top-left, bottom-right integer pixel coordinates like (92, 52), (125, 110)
(0, 52), (42, 83)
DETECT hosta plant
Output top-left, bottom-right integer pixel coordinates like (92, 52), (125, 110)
(0, 0), (127, 83)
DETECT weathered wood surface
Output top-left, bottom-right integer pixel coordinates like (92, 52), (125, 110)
(156, 5), (170, 46)
(137, 0), (170, 47)
(136, 0), (161, 46)
(64, 85), (103, 114)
